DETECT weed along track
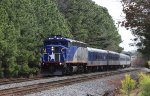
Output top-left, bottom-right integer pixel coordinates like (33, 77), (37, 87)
(0, 69), (139, 96)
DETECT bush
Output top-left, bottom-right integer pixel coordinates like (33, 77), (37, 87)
(12, 64), (20, 77)
(138, 73), (150, 96)
(20, 64), (30, 77)
(120, 74), (136, 96)
(30, 67), (39, 75)
(4, 64), (20, 78)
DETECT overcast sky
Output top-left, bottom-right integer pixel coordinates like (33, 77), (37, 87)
(92, 0), (136, 51)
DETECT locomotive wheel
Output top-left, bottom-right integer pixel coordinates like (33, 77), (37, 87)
(77, 65), (85, 73)
(62, 64), (73, 75)
(62, 68), (67, 75)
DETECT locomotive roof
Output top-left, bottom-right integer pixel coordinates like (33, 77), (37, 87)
(45, 37), (86, 44)
(66, 38), (87, 44)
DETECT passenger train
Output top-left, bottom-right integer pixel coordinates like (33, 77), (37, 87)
(41, 36), (131, 75)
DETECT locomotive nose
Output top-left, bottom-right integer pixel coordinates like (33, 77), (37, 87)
(42, 46), (66, 63)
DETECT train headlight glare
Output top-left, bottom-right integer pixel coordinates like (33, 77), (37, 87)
(60, 63), (62, 65)
(51, 47), (54, 51)
(52, 48), (54, 51)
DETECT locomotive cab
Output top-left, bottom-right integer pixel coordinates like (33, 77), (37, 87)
(42, 39), (68, 64)
(41, 36), (69, 75)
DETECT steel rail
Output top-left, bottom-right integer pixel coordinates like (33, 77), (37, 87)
(0, 69), (139, 96)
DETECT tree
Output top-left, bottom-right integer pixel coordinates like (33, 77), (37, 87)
(0, 1), (18, 77)
(122, 0), (150, 57)
(56, 0), (122, 52)
(32, 0), (72, 39)
(0, 0), (72, 77)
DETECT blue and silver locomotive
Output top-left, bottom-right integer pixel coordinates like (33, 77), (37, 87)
(41, 36), (131, 75)
(41, 36), (87, 75)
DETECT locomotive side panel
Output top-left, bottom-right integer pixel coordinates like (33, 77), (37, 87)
(66, 46), (88, 64)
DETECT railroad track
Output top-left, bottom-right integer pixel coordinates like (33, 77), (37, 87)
(0, 77), (44, 85)
(0, 68), (139, 96)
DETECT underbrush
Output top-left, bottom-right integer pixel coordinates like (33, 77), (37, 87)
(120, 73), (150, 96)
(138, 73), (150, 96)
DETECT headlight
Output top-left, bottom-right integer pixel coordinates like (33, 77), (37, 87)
(51, 47), (54, 51)
(61, 48), (65, 52)
(52, 48), (54, 51)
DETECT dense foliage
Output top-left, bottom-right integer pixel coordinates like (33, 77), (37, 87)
(56, 0), (122, 51)
(0, 0), (122, 77)
(0, 0), (71, 77)
(122, 0), (150, 58)
(120, 73), (150, 96)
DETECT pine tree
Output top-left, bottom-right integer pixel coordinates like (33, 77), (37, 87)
(0, 1), (18, 77)
(0, 0), (72, 77)
(56, 0), (122, 52)
(32, 0), (71, 39)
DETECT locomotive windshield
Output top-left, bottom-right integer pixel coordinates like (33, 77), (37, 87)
(44, 40), (68, 47)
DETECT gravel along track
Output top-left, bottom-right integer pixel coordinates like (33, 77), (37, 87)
(0, 68), (136, 91)
(27, 69), (139, 96)
(0, 68), (139, 96)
